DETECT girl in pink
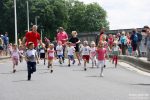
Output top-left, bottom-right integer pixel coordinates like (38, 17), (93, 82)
(108, 34), (114, 49)
(11, 44), (20, 73)
(90, 41), (97, 68)
(47, 44), (55, 73)
(96, 42), (107, 77)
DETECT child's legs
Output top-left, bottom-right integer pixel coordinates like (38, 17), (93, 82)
(31, 62), (36, 73)
(75, 52), (81, 63)
(27, 62), (32, 78)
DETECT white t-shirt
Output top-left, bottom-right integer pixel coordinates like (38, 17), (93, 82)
(26, 49), (37, 62)
(40, 48), (45, 53)
(11, 49), (20, 59)
(67, 46), (75, 55)
(56, 45), (63, 55)
(81, 46), (90, 55)
(113, 46), (120, 51)
(90, 47), (96, 57)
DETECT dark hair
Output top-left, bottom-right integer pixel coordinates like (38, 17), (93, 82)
(144, 25), (149, 29)
(28, 42), (34, 47)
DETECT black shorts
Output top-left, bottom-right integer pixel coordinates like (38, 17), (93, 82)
(132, 43), (137, 51)
(40, 53), (45, 59)
(75, 47), (79, 52)
(0, 46), (3, 50)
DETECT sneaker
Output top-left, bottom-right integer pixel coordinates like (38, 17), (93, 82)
(13, 69), (16, 73)
(68, 64), (70, 67)
(28, 76), (31, 81)
(50, 70), (53, 73)
(78, 63), (81, 66)
(47, 66), (50, 68)
(72, 60), (75, 64)
(104, 65), (106, 68)
(100, 73), (104, 77)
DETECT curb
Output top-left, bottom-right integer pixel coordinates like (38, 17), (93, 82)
(119, 55), (150, 73)
(0, 56), (11, 60)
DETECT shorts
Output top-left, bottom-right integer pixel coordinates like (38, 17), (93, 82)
(132, 43), (137, 51)
(48, 57), (54, 60)
(40, 53), (45, 59)
(57, 55), (63, 59)
(97, 60), (105, 68)
(82, 55), (90, 61)
(0, 46), (3, 50)
(68, 55), (74, 60)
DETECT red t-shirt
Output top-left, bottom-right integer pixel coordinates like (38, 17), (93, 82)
(57, 32), (68, 45)
(25, 31), (40, 48)
(96, 48), (106, 61)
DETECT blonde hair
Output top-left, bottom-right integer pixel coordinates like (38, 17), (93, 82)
(71, 31), (78, 36)
(90, 41), (95, 46)
(83, 41), (88, 45)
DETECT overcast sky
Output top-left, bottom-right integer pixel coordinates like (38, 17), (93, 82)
(79, 0), (150, 30)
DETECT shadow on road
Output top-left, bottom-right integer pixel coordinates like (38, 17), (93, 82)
(12, 80), (29, 82)
(131, 83), (150, 86)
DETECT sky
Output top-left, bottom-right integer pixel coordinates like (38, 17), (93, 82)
(79, 0), (150, 30)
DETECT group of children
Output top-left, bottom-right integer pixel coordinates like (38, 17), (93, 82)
(9, 35), (122, 80)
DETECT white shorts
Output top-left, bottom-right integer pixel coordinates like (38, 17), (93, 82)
(97, 60), (105, 68)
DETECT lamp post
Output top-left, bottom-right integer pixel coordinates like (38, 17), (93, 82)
(35, 16), (40, 26)
(40, 26), (44, 42)
(27, 0), (29, 32)
(14, 0), (18, 45)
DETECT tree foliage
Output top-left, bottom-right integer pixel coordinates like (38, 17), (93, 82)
(0, 0), (109, 42)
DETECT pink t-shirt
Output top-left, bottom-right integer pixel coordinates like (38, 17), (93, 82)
(57, 32), (68, 45)
(47, 49), (55, 59)
(108, 37), (114, 45)
(96, 48), (106, 61)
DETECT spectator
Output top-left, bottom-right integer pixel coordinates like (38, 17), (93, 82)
(120, 31), (127, 55)
(0, 35), (4, 56)
(56, 27), (68, 62)
(137, 30), (143, 57)
(130, 29), (139, 56)
(143, 26), (150, 61)
(3, 32), (9, 56)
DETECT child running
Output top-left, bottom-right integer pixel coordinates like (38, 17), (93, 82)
(112, 41), (120, 68)
(80, 41), (90, 71)
(47, 44), (55, 73)
(25, 42), (39, 81)
(90, 41), (96, 68)
(56, 41), (63, 64)
(96, 41), (107, 77)
(19, 45), (24, 63)
(39, 43), (46, 65)
(11, 44), (20, 73)
(67, 42), (75, 67)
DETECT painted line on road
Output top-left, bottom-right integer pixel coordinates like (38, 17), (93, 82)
(119, 62), (150, 76)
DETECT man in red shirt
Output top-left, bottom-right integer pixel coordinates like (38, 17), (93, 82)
(56, 27), (68, 62)
(22, 25), (42, 48)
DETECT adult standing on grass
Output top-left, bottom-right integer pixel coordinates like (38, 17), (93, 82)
(56, 27), (68, 62)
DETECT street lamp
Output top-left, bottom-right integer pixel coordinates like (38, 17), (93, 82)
(14, 0), (18, 45)
(27, 0), (29, 32)
(40, 26), (44, 42)
(35, 16), (40, 26)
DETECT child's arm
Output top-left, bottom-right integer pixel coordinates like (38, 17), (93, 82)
(35, 51), (39, 64)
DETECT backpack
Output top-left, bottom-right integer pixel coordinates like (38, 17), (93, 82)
(133, 34), (138, 43)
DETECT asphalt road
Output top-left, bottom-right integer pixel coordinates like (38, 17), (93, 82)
(0, 59), (150, 100)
